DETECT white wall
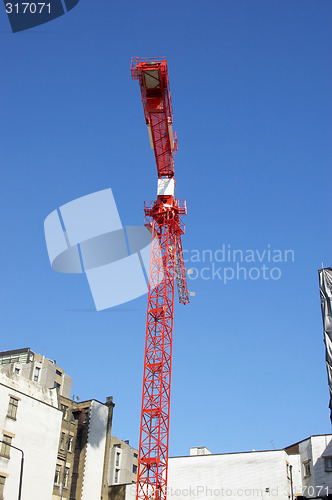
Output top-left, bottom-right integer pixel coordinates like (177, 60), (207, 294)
(123, 436), (332, 500)
(81, 400), (109, 500)
(299, 435), (332, 495)
(124, 450), (293, 500)
(167, 450), (293, 500)
(0, 371), (62, 500)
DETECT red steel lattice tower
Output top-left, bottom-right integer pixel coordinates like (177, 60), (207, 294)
(131, 57), (189, 500)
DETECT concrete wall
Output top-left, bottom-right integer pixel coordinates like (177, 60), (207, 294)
(109, 437), (138, 486)
(0, 371), (62, 500)
(81, 400), (109, 500)
(299, 435), (332, 496)
(166, 450), (292, 500)
(116, 436), (332, 500)
(0, 353), (72, 399)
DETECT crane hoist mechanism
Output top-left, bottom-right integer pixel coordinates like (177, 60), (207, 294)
(131, 57), (190, 500)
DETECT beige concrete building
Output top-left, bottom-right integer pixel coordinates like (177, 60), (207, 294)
(108, 437), (138, 486)
(0, 348), (72, 398)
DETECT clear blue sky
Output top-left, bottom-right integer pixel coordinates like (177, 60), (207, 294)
(0, 0), (331, 456)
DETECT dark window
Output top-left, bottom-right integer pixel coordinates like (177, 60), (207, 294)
(134, 453), (138, 458)
(56, 370), (62, 376)
(83, 408), (89, 423)
(54, 382), (61, 389)
(325, 457), (332, 472)
(116, 452), (120, 467)
(303, 461), (311, 477)
(133, 464), (137, 474)
(114, 469), (119, 483)
(60, 432), (65, 450)
(7, 397), (18, 419)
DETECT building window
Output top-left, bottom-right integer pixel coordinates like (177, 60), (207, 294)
(325, 457), (332, 471)
(7, 397), (18, 420)
(303, 461), (311, 477)
(83, 408), (89, 423)
(60, 433), (65, 450)
(56, 370), (62, 377)
(114, 469), (119, 484)
(133, 464), (137, 474)
(14, 368), (20, 374)
(64, 467), (69, 488)
(54, 382), (61, 389)
(116, 452), (120, 467)
(54, 464), (61, 486)
(34, 366), (40, 382)
(67, 435), (73, 452)
(134, 453), (138, 458)
(0, 476), (6, 498)
(61, 404), (68, 420)
(0, 435), (12, 459)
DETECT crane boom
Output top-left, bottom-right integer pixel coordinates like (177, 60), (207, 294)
(131, 57), (177, 178)
(132, 57), (189, 500)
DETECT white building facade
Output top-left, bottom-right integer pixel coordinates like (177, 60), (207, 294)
(0, 370), (62, 500)
(80, 400), (110, 500)
(123, 435), (332, 500)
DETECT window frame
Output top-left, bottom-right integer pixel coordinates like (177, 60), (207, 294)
(303, 460), (311, 477)
(63, 467), (70, 488)
(33, 366), (41, 382)
(325, 456), (332, 472)
(83, 408), (89, 423)
(67, 435), (73, 453)
(114, 468), (120, 484)
(0, 435), (12, 459)
(60, 432), (65, 451)
(54, 464), (61, 486)
(61, 404), (68, 420)
(7, 396), (19, 420)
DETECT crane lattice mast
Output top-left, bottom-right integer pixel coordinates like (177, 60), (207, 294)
(131, 57), (189, 500)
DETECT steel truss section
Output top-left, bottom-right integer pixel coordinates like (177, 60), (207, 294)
(137, 218), (176, 500)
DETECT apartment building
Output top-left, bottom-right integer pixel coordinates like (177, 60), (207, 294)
(0, 347), (72, 398)
(53, 395), (115, 500)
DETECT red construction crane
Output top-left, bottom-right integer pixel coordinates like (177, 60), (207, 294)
(131, 57), (189, 500)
